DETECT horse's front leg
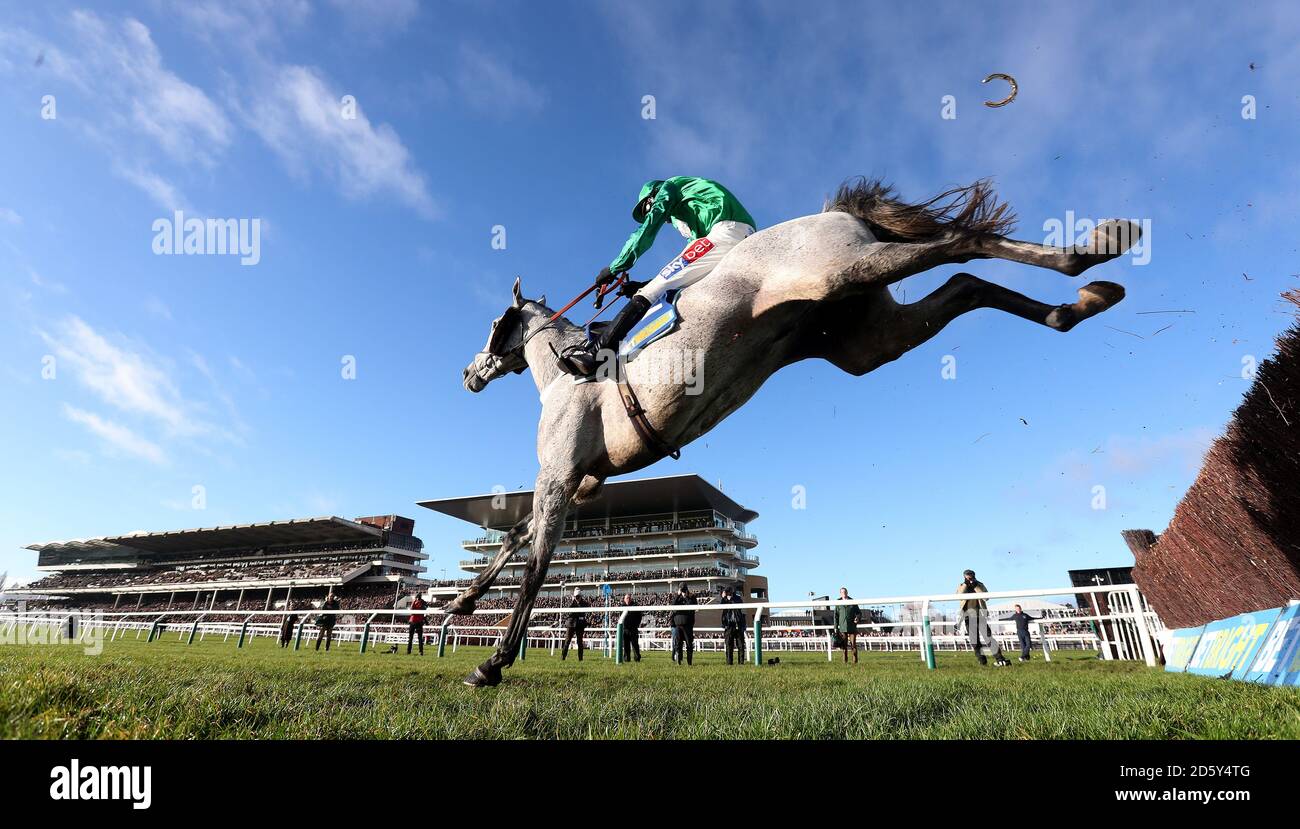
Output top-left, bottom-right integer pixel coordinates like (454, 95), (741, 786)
(442, 512), (533, 616)
(464, 470), (581, 687)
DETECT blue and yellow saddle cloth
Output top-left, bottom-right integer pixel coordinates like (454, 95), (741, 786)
(618, 289), (682, 360)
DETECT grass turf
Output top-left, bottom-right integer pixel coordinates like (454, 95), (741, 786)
(1, 636), (1297, 739)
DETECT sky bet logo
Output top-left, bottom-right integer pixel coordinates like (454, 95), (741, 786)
(49, 760), (152, 810)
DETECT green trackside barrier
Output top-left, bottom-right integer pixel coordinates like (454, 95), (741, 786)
(359, 617), (373, 654)
(923, 617), (936, 670)
(752, 616), (763, 666)
(237, 618), (251, 648)
(294, 619), (306, 650)
(186, 616), (202, 645)
(437, 618), (451, 657)
(147, 619), (162, 643)
(517, 631), (527, 661)
(615, 622), (624, 664)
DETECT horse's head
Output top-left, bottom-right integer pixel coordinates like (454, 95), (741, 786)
(462, 277), (545, 393)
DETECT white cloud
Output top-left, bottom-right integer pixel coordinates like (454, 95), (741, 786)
(29, 269), (67, 294)
(62, 405), (167, 465)
(113, 163), (192, 212)
(245, 64), (437, 218)
(62, 11), (232, 165)
(52, 448), (92, 465)
(0, 207), (21, 225)
(163, 0), (313, 50)
(456, 44), (546, 118)
(144, 296), (173, 321)
(39, 316), (204, 438)
(327, 0), (418, 35)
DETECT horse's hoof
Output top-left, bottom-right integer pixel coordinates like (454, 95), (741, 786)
(1067, 220), (1142, 275)
(1047, 281), (1124, 332)
(463, 664), (501, 688)
(1077, 280), (1125, 314)
(1089, 219), (1141, 257)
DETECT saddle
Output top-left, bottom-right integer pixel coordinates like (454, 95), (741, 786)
(592, 289), (684, 361)
(579, 289), (685, 461)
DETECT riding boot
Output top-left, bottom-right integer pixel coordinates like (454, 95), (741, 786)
(557, 295), (651, 377)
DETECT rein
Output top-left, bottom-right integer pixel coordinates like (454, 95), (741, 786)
(515, 275), (627, 354)
(495, 274), (680, 462)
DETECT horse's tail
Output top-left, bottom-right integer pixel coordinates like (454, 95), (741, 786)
(823, 177), (1016, 242)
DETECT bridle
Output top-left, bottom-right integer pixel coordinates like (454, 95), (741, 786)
(487, 275), (629, 365)
(476, 275), (680, 462)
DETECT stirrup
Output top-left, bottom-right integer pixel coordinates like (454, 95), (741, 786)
(555, 343), (596, 377)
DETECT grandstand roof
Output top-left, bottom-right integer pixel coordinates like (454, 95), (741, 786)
(27, 517), (382, 559)
(418, 474), (759, 529)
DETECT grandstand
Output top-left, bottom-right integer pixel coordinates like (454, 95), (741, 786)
(21, 515), (428, 615)
(418, 474), (768, 626)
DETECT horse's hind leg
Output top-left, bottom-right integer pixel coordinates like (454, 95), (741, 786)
(908, 273), (1126, 333)
(442, 512), (533, 615)
(968, 220), (1143, 276)
(827, 273), (1124, 374)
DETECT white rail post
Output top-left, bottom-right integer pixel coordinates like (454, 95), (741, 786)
(1127, 585), (1158, 667)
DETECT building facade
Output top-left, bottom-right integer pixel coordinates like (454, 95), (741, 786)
(419, 474), (768, 614)
(21, 515), (429, 613)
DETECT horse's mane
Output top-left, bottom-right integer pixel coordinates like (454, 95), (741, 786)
(824, 177), (1016, 242)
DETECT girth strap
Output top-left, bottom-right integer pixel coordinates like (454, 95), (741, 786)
(617, 375), (681, 461)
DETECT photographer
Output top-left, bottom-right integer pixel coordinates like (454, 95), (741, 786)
(407, 592), (427, 656)
(721, 585), (746, 665)
(670, 584), (697, 665)
(957, 569), (1010, 667)
(618, 592), (642, 663)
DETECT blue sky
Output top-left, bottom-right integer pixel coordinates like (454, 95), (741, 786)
(2, 1), (1298, 603)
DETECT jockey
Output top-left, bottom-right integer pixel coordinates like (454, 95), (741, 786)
(559, 176), (756, 376)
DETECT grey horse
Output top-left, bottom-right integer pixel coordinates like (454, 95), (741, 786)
(454, 178), (1138, 687)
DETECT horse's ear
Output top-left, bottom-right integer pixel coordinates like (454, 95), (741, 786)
(512, 276), (524, 308)
(537, 294), (546, 306)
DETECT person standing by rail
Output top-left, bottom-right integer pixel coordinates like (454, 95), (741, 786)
(561, 587), (590, 661)
(670, 584), (697, 665)
(314, 591), (340, 652)
(721, 586), (746, 665)
(407, 592), (428, 655)
(1006, 603), (1040, 662)
(834, 587), (861, 664)
(618, 592), (642, 663)
(956, 569), (1010, 667)
(279, 600), (297, 648)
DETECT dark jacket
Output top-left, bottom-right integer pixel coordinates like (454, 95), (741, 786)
(1007, 611), (1038, 635)
(835, 602), (862, 634)
(565, 595), (590, 629)
(621, 609), (643, 629)
(670, 594), (697, 628)
(721, 594), (746, 629)
(317, 596), (340, 628)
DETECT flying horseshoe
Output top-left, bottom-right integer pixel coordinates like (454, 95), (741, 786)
(982, 73), (1018, 108)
